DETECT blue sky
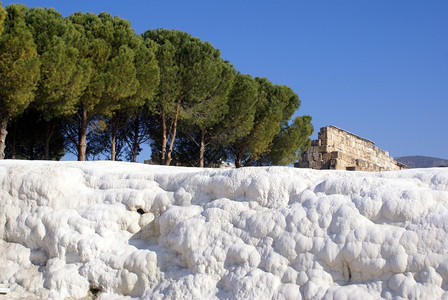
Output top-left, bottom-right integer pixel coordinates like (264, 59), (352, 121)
(3, 0), (447, 160)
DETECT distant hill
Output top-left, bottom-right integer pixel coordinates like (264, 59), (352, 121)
(395, 156), (448, 168)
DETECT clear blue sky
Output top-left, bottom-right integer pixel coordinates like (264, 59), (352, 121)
(3, 0), (448, 160)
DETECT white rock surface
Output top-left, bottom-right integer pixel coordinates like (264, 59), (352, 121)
(0, 160), (448, 299)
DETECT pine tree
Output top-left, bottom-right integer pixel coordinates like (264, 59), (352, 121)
(0, 4), (40, 159)
(218, 73), (259, 167)
(181, 58), (235, 167)
(143, 29), (184, 165)
(26, 8), (90, 159)
(68, 12), (139, 161)
(109, 37), (159, 161)
(104, 45), (138, 160)
(228, 78), (305, 167)
(144, 29), (231, 166)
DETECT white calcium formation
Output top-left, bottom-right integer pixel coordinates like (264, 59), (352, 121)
(0, 161), (448, 299)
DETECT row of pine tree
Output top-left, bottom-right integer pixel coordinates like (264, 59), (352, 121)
(0, 3), (313, 167)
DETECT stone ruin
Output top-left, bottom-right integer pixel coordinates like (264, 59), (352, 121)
(295, 126), (407, 171)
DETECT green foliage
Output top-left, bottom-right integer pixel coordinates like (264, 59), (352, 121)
(223, 73), (259, 141)
(0, 4), (313, 164)
(0, 2), (5, 36)
(131, 38), (159, 112)
(0, 4), (40, 118)
(102, 45), (138, 113)
(69, 12), (139, 117)
(26, 7), (90, 120)
(184, 59), (234, 130)
(226, 77), (304, 167)
(142, 30), (179, 117)
(0, 4), (40, 158)
(264, 115), (314, 165)
(250, 80), (300, 157)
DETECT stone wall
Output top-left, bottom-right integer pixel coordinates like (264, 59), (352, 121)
(296, 126), (407, 171)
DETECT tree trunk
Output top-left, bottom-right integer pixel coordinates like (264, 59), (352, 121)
(166, 98), (181, 166)
(111, 115), (119, 161)
(235, 157), (242, 168)
(160, 111), (167, 165)
(10, 124), (17, 159)
(234, 144), (244, 168)
(199, 128), (205, 168)
(44, 120), (55, 160)
(131, 146), (137, 162)
(78, 107), (88, 161)
(131, 117), (140, 163)
(0, 113), (10, 160)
